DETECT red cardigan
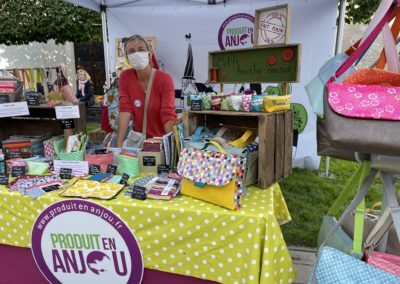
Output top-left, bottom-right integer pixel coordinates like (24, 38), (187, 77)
(119, 69), (177, 138)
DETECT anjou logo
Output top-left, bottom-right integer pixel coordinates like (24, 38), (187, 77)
(31, 200), (143, 284)
(218, 13), (255, 50)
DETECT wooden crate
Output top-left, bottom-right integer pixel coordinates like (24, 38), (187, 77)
(183, 110), (293, 189)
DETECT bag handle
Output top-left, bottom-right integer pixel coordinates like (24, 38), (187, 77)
(376, 7), (400, 69)
(191, 126), (210, 142)
(382, 23), (400, 72)
(229, 130), (255, 148)
(334, 3), (395, 79)
(142, 68), (156, 137)
(201, 141), (228, 154)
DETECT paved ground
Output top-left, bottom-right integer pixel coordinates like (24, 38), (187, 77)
(288, 246), (316, 284)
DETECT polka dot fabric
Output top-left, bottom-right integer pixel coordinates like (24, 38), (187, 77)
(0, 182), (295, 283)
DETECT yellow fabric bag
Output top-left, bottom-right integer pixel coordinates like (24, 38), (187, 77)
(177, 142), (246, 210)
(263, 95), (291, 112)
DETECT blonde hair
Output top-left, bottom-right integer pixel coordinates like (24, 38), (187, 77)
(77, 69), (91, 80)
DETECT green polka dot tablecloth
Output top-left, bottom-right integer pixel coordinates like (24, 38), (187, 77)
(0, 183), (295, 283)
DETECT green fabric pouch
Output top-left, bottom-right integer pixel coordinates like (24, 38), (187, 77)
(53, 137), (86, 161)
(116, 154), (139, 178)
(27, 161), (50, 175)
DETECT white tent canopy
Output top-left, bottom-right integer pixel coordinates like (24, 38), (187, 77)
(64, 0), (341, 170)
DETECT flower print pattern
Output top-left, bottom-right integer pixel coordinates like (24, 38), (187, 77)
(328, 83), (400, 121)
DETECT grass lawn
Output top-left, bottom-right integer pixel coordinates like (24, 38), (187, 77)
(280, 157), (399, 248)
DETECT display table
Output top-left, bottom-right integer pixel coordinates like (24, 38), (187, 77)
(0, 183), (295, 283)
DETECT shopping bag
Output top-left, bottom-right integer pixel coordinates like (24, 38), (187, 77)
(177, 142), (246, 210)
(85, 153), (113, 173)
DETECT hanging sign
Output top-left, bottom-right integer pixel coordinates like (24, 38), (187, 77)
(55, 105), (80, 119)
(31, 199), (144, 284)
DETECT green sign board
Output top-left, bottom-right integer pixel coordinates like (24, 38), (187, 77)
(209, 44), (301, 83)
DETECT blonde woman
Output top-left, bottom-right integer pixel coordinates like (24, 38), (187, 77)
(76, 69), (95, 106)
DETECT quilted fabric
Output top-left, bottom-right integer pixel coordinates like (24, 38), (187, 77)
(310, 246), (400, 283)
(367, 251), (400, 277)
(116, 154), (139, 178)
(60, 180), (124, 200)
(177, 148), (245, 188)
(242, 94), (252, 112)
(328, 82), (400, 121)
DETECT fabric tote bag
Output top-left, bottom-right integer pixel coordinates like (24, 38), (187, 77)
(318, 2), (400, 157)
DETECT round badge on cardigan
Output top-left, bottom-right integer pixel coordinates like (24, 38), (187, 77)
(134, 100), (142, 108)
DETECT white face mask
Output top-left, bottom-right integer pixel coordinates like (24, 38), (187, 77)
(128, 52), (150, 70)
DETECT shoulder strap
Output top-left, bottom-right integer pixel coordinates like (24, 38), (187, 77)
(142, 68), (156, 136)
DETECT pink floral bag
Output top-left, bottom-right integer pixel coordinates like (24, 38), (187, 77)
(85, 153), (113, 173)
(328, 83), (400, 120)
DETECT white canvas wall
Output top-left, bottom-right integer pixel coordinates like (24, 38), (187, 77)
(106, 0), (338, 169)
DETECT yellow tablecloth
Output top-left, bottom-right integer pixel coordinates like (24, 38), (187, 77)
(0, 183), (295, 284)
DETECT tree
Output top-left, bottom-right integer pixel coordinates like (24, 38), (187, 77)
(0, 0), (101, 45)
(345, 0), (380, 24)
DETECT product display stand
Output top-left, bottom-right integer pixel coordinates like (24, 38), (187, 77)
(0, 103), (86, 140)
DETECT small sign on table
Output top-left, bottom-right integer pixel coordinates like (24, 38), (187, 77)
(0, 174), (9, 185)
(120, 173), (129, 185)
(60, 119), (75, 130)
(106, 164), (117, 174)
(89, 164), (101, 175)
(59, 168), (72, 179)
(12, 166), (26, 177)
(131, 185), (147, 200)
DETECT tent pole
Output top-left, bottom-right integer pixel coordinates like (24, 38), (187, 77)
(101, 1), (111, 88)
(324, 0), (346, 178)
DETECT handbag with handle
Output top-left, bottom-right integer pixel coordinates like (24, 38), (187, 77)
(177, 141), (246, 210)
(318, 1), (400, 157)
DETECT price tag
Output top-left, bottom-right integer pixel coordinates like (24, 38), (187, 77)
(59, 168), (72, 179)
(0, 102), (29, 118)
(95, 149), (107, 154)
(190, 99), (202, 111)
(142, 156), (156, 167)
(27, 96), (40, 106)
(55, 105), (80, 119)
(157, 164), (170, 175)
(161, 179), (175, 196)
(60, 119), (75, 129)
(11, 166), (26, 177)
(0, 174), (9, 185)
(42, 184), (60, 192)
(131, 185), (147, 200)
(120, 173), (129, 185)
(106, 164), (117, 174)
(89, 164), (101, 175)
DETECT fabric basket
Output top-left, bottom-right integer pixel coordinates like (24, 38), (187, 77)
(85, 153), (113, 173)
(177, 144), (246, 210)
(53, 138), (86, 161)
(116, 154), (139, 178)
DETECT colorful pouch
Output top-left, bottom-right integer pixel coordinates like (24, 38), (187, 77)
(6, 159), (27, 173)
(54, 137), (87, 161)
(230, 95), (243, 111)
(263, 95), (291, 112)
(211, 95), (222, 110)
(26, 161), (50, 175)
(85, 153), (113, 173)
(202, 94), (212, 110)
(241, 94), (252, 112)
(116, 154), (139, 178)
(250, 95), (265, 112)
(221, 95), (231, 111)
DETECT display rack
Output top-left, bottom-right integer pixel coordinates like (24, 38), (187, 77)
(0, 103), (86, 140)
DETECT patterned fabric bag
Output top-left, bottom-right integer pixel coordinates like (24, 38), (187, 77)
(116, 154), (139, 178)
(60, 180), (124, 200)
(177, 143), (246, 210)
(85, 153), (113, 173)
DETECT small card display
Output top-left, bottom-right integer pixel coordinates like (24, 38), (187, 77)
(106, 164), (117, 174)
(0, 174), (9, 185)
(11, 166), (26, 177)
(60, 119), (75, 130)
(190, 99), (202, 111)
(27, 96), (40, 106)
(95, 149), (107, 154)
(59, 168), (72, 179)
(89, 164), (101, 175)
(120, 173), (129, 185)
(142, 156), (156, 167)
(157, 164), (170, 175)
(131, 185), (147, 200)
(0, 95), (10, 104)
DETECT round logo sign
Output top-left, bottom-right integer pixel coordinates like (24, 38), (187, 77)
(134, 99), (142, 108)
(259, 12), (287, 44)
(31, 200), (143, 284)
(218, 13), (255, 50)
